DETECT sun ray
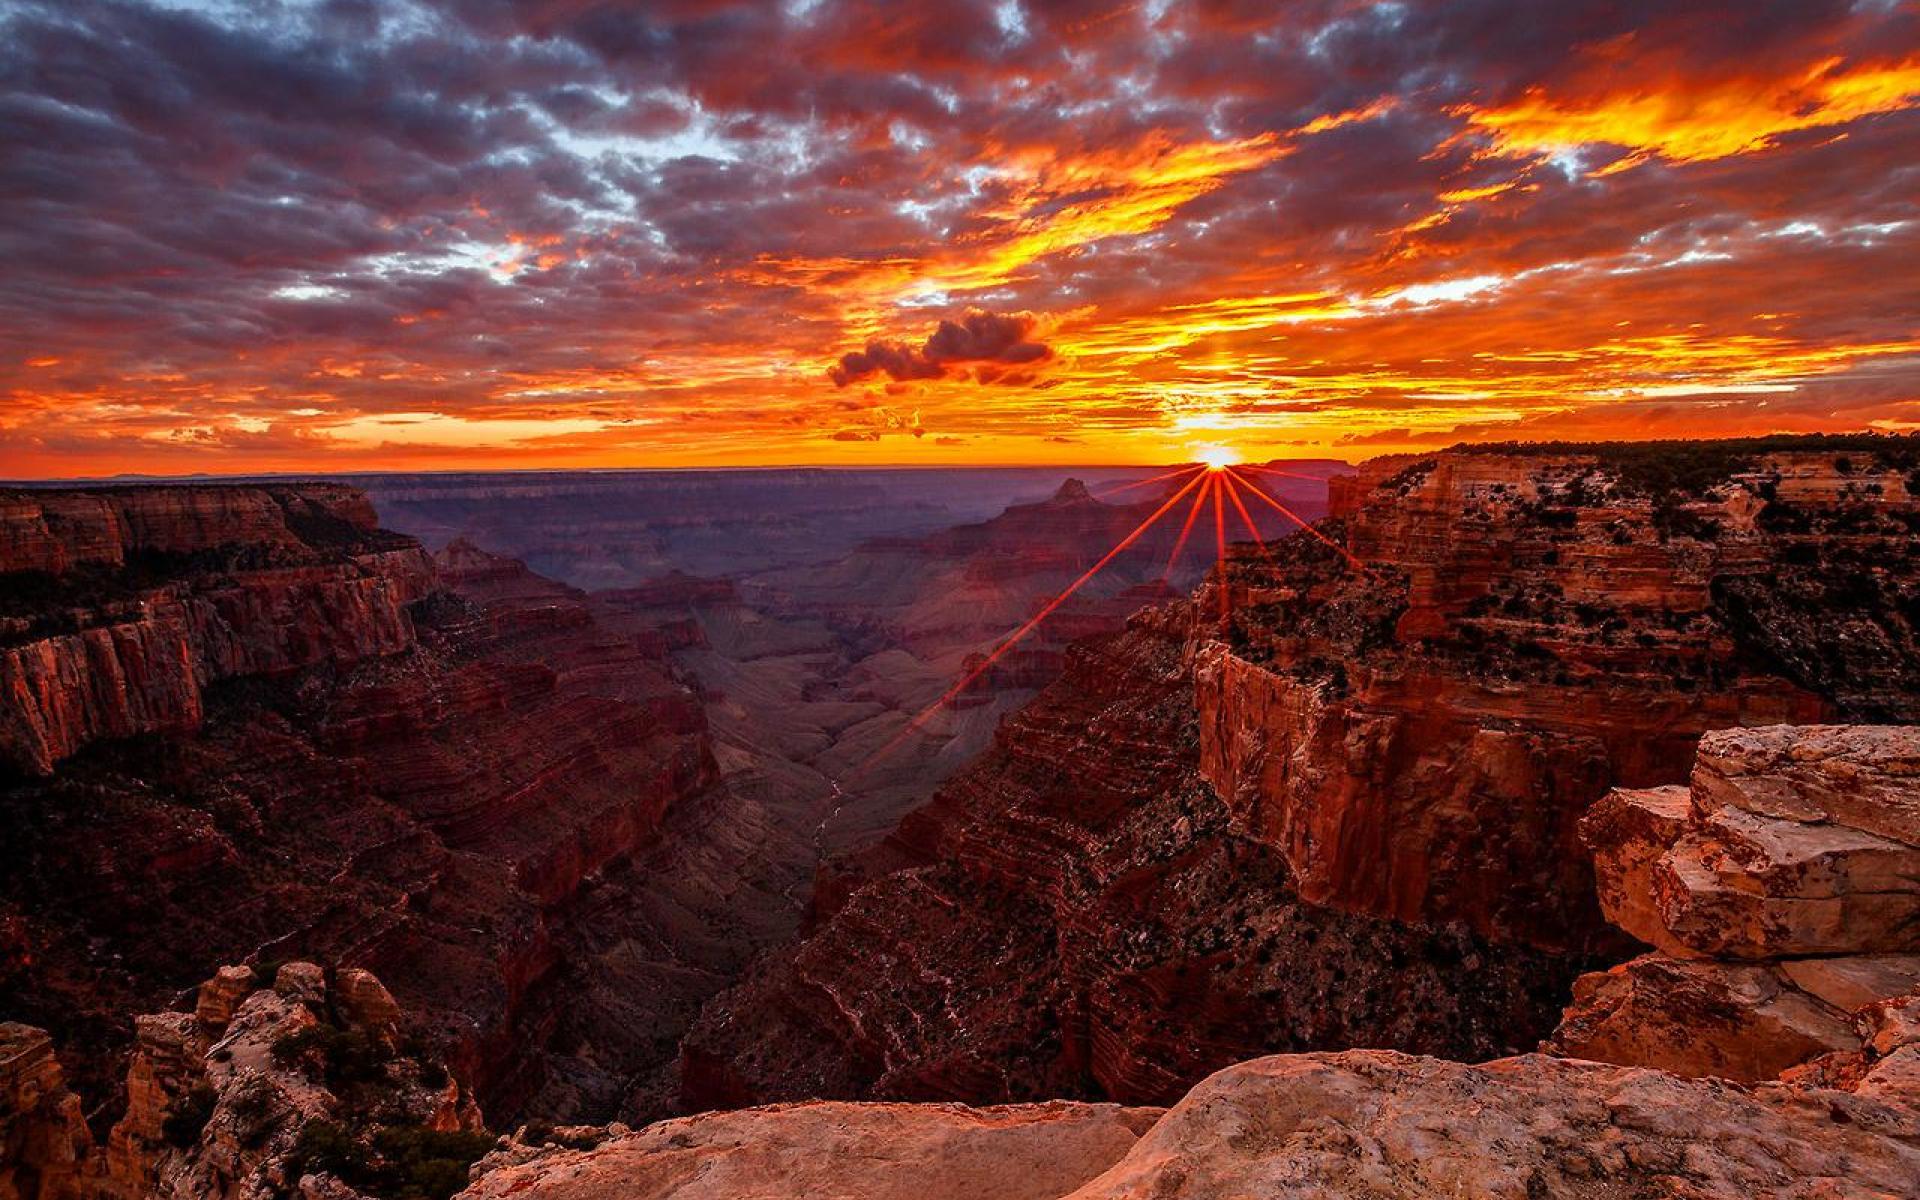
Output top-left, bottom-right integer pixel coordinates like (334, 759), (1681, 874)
(1227, 467), (1378, 578)
(1220, 471), (1276, 562)
(1212, 476), (1230, 624)
(1092, 464), (1204, 499)
(854, 469), (1211, 775)
(1161, 477), (1209, 579)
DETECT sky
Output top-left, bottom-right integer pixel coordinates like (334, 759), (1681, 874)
(1, 0), (1917, 476)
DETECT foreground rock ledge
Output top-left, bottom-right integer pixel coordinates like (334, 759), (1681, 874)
(463, 1049), (1920, 1199)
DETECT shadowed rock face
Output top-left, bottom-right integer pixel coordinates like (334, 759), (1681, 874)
(0, 487), (729, 1127)
(683, 445), (1920, 1114)
(680, 608), (1591, 1113)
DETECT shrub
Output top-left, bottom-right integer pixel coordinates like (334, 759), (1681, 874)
(270, 1024), (390, 1085)
(292, 1122), (495, 1200)
(161, 1084), (218, 1150)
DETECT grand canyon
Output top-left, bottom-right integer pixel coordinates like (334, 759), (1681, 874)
(4, 435), (1920, 1198)
(6, 1), (1920, 1196)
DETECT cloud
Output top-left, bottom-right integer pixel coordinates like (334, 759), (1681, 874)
(829, 308), (1055, 386)
(0, 0), (1915, 474)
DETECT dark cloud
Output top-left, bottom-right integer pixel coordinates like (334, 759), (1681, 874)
(830, 309), (1053, 386)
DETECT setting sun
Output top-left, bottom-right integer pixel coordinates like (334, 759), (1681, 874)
(1195, 445), (1242, 471)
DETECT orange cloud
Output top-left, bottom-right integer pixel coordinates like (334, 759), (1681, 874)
(1466, 54), (1920, 174)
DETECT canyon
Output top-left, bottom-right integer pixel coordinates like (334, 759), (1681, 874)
(6, 721), (1915, 1199)
(5, 435), (1920, 1198)
(684, 439), (1920, 1112)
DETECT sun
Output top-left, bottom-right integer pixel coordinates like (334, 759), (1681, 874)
(1194, 444), (1241, 471)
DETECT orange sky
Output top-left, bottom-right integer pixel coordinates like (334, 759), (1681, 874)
(1, 1), (1917, 477)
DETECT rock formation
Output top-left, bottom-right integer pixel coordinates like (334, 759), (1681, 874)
(684, 440), (1920, 1113)
(0, 486), (722, 1126)
(2, 963), (489, 1200)
(0, 485), (432, 776)
(1, 1024), (91, 1200)
(1551, 723), (1920, 1081)
(457, 1039), (1920, 1199)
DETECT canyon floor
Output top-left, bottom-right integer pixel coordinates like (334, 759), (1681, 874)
(4, 436), (1920, 1198)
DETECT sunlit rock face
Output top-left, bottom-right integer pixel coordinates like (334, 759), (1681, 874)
(1198, 447), (1920, 948)
(458, 1045), (1920, 1200)
(684, 442), (1920, 1113)
(0, 487), (725, 1127)
(0, 485), (433, 776)
(1552, 723), (1920, 1081)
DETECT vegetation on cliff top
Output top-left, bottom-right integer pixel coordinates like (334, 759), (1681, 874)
(1455, 431), (1920, 497)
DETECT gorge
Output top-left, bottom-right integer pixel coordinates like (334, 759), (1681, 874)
(4, 435), (1920, 1198)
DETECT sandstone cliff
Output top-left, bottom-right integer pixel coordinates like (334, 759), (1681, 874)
(683, 439), (1920, 1113)
(1, 485), (432, 776)
(0, 487), (723, 1128)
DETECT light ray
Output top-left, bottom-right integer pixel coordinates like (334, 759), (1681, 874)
(1161, 477), (1209, 579)
(1227, 467), (1378, 578)
(1092, 463), (1204, 499)
(1220, 471), (1276, 561)
(1212, 476), (1230, 624)
(854, 470), (1211, 775)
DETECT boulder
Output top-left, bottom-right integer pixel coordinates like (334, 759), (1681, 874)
(461, 1101), (1160, 1200)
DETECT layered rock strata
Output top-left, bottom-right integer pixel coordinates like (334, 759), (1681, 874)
(685, 440), (1920, 1112)
(0, 488), (723, 1126)
(1551, 723), (1920, 1080)
(1, 486), (432, 776)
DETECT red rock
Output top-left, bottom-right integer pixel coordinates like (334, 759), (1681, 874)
(687, 444), (1920, 1114)
(462, 1101), (1160, 1200)
(1557, 724), (1920, 1080)
(459, 1047), (1920, 1200)
(0, 1023), (92, 1200)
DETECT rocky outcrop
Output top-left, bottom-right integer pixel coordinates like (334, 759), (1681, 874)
(3, 964), (486, 1200)
(1552, 723), (1920, 1081)
(0, 1024), (91, 1200)
(456, 1044), (1920, 1199)
(1197, 446), (1919, 948)
(464, 1101), (1160, 1200)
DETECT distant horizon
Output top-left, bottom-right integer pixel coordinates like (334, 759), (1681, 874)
(2, 457), (1364, 486)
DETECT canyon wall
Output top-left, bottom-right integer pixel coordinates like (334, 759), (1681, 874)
(0, 486), (730, 1128)
(0, 486), (432, 776)
(683, 441), (1920, 1112)
(1194, 448), (1917, 948)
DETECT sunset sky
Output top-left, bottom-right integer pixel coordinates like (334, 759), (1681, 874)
(2, 0), (1917, 475)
